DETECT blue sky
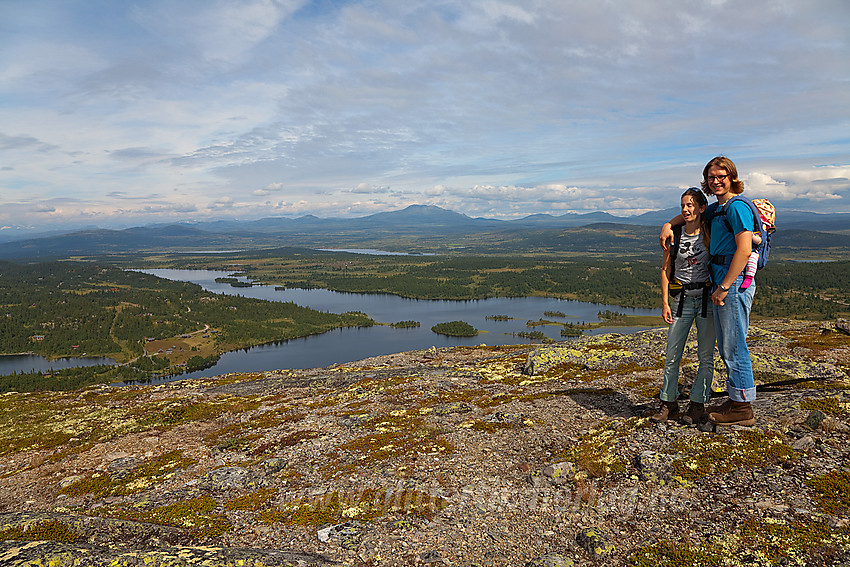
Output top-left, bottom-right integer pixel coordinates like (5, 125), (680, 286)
(1, 0), (849, 232)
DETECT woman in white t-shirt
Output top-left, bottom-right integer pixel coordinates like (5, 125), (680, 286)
(652, 188), (716, 425)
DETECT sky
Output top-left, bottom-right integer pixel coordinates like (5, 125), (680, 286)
(1, 0), (849, 233)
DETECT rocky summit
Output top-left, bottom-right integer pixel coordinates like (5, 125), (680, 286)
(2, 319), (850, 567)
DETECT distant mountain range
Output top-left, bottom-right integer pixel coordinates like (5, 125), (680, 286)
(1, 204), (848, 260)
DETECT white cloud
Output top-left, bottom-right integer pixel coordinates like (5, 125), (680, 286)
(464, 184), (600, 206)
(425, 185), (446, 196)
(744, 165), (850, 204)
(349, 183), (390, 194)
(798, 192), (843, 202)
(130, 0), (305, 67)
(466, 0), (536, 27)
(744, 172), (793, 200)
(351, 183), (373, 194)
(0, 0), (848, 231)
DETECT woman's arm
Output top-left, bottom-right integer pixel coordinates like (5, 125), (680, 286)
(659, 214), (686, 250)
(711, 230), (753, 306)
(661, 247), (673, 324)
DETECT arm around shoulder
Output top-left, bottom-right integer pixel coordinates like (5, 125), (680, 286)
(659, 214), (684, 250)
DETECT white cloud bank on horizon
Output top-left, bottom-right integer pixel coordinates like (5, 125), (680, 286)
(1, 0), (848, 231)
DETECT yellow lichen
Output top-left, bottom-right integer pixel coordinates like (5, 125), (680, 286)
(59, 450), (197, 498)
(224, 487), (278, 512)
(800, 396), (849, 416)
(631, 519), (849, 566)
(261, 488), (447, 526)
(0, 519), (80, 543)
(669, 428), (793, 482)
(94, 496), (232, 540)
(805, 469), (850, 515)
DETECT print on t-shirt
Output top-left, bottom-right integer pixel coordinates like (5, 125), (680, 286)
(674, 233), (710, 296)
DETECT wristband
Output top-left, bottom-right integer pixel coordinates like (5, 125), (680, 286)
(718, 284), (730, 292)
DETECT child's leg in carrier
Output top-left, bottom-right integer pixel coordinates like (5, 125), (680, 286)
(741, 251), (758, 289)
(741, 232), (762, 290)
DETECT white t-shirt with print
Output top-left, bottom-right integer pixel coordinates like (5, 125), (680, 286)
(674, 231), (710, 296)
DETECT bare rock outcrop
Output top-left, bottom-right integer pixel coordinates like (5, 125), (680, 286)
(2, 319), (849, 566)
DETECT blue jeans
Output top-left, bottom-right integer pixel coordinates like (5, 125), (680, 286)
(713, 274), (756, 401)
(661, 295), (716, 404)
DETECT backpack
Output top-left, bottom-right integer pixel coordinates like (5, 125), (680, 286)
(709, 195), (775, 270)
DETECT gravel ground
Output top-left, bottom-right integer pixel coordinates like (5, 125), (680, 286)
(1, 318), (849, 566)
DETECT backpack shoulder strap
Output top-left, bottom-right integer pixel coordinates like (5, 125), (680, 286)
(671, 224), (682, 257)
(705, 202), (720, 231)
(669, 224), (683, 281)
(730, 195), (765, 239)
(717, 195), (757, 233)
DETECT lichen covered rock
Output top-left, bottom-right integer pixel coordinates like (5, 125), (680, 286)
(0, 319), (848, 566)
(0, 539), (335, 566)
(576, 527), (615, 560)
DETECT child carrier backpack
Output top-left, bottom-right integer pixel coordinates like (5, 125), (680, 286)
(710, 195), (775, 270)
(668, 225), (711, 318)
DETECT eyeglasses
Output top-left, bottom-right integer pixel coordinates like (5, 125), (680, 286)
(707, 174), (729, 181)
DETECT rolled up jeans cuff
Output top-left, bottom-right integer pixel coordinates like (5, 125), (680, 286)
(728, 386), (756, 403)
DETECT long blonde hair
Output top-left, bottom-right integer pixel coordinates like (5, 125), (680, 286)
(700, 156), (744, 196)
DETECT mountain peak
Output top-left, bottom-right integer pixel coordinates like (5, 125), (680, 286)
(366, 204), (470, 220)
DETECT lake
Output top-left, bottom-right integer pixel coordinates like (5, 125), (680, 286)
(130, 269), (660, 381)
(0, 268), (661, 381)
(0, 354), (115, 375)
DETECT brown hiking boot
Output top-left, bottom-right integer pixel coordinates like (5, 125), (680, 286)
(706, 399), (732, 415)
(681, 402), (705, 426)
(708, 401), (755, 427)
(650, 400), (679, 423)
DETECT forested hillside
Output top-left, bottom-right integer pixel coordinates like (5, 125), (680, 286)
(167, 252), (849, 319)
(0, 262), (373, 362)
(3, 209), (850, 260)
(2, 256), (848, 392)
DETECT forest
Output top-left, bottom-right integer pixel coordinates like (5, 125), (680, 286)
(0, 261), (373, 379)
(1, 256), (848, 392)
(431, 320), (478, 337)
(136, 251), (850, 319)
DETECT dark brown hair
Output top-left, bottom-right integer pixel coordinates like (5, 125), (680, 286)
(681, 187), (710, 248)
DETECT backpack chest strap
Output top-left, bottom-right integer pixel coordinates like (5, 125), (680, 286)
(711, 254), (735, 266)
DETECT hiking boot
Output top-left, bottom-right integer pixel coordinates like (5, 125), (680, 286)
(650, 401), (679, 423)
(708, 401), (755, 427)
(681, 402), (705, 426)
(706, 399), (732, 415)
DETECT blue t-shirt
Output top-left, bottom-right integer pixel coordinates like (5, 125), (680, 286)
(706, 197), (756, 281)
(706, 198), (756, 255)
